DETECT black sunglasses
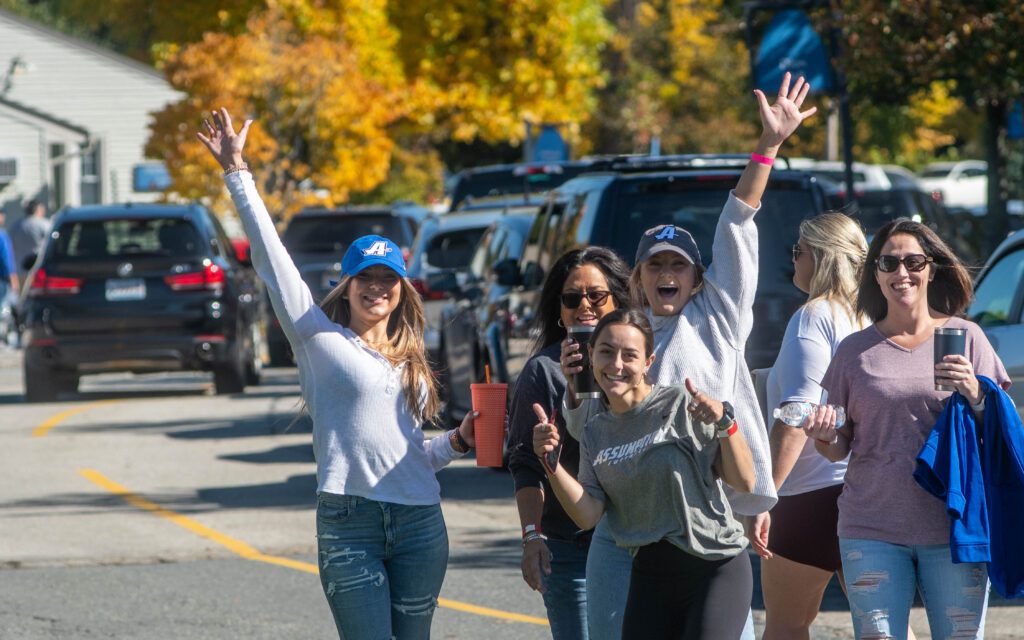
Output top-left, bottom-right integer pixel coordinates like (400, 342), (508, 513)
(560, 290), (612, 309)
(875, 254), (934, 273)
(791, 244), (803, 261)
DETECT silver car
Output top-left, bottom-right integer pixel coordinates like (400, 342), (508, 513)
(969, 229), (1024, 412)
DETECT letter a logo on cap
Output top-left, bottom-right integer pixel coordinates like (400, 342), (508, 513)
(655, 226), (676, 240)
(363, 241), (392, 257)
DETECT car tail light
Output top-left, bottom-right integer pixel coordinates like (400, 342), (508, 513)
(28, 269), (84, 296)
(164, 260), (225, 292)
(410, 277), (446, 301)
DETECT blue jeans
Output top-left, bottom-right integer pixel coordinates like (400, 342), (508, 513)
(542, 538), (589, 640)
(316, 493), (449, 640)
(840, 538), (989, 640)
(585, 516), (632, 640)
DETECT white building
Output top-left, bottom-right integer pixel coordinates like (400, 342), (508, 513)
(0, 9), (181, 220)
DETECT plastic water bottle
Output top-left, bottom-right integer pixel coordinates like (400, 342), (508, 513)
(772, 402), (846, 428)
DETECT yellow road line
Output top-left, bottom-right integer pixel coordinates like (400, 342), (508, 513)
(32, 400), (123, 438)
(79, 469), (548, 626)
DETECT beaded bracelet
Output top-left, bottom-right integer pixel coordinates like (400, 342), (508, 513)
(223, 163), (250, 176)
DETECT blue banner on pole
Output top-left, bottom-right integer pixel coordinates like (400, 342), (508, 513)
(1008, 101), (1024, 141)
(754, 9), (834, 94)
(532, 125), (569, 162)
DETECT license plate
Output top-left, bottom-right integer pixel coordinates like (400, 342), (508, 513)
(105, 278), (146, 301)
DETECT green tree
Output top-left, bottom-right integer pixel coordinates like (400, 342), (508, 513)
(845, 0), (1024, 249)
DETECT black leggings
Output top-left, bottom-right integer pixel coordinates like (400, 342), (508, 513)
(621, 540), (752, 640)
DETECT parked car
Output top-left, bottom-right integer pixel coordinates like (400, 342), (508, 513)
(407, 196), (544, 372)
(442, 157), (833, 421)
(446, 159), (615, 212)
(436, 211), (538, 424)
(826, 185), (983, 266)
(967, 228), (1024, 415)
(918, 160), (988, 210)
(267, 206), (418, 365)
(790, 159), (918, 191)
(20, 203), (266, 401)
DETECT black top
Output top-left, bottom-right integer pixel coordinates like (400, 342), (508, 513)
(507, 343), (588, 543)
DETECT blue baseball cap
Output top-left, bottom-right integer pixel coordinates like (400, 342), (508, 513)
(635, 224), (702, 268)
(340, 235), (407, 278)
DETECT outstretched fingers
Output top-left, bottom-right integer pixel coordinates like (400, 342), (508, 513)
(777, 71), (792, 101)
(787, 75), (806, 102)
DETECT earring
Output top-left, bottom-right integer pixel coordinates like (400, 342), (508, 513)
(557, 319), (565, 328)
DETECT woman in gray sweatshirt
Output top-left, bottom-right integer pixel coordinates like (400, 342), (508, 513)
(562, 72), (818, 639)
(198, 108), (477, 640)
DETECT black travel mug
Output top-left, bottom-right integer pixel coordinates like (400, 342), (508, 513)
(568, 325), (601, 400)
(934, 327), (967, 392)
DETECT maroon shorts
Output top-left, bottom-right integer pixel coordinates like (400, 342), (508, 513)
(767, 483), (843, 573)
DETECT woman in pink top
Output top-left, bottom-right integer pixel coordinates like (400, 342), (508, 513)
(812, 219), (1009, 640)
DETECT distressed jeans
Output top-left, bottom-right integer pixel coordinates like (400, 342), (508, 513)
(839, 538), (989, 640)
(316, 493), (449, 640)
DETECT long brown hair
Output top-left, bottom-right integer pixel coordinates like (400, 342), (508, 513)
(320, 274), (440, 423)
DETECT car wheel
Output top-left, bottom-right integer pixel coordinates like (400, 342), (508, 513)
(24, 365), (77, 402)
(213, 334), (247, 395)
(244, 322), (263, 387)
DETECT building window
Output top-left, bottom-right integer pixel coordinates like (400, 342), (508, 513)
(81, 142), (101, 205)
(50, 143), (65, 210)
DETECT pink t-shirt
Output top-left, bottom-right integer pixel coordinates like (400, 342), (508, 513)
(821, 316), (1009, 545)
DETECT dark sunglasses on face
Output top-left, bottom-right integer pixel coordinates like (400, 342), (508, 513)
(875, 254), (934, 273)
(560, 290), (612, 309)
(791, 244), (803, 261)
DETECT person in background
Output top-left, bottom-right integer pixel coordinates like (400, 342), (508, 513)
(812, 219), (1009, 640)
(10, 199), (50, 281)
(507, 246), (631, 639)
(562, 72), (817, 639)
(753, 213), (868, 639)
(537, 309), (756, 638)
(198, 108), (477, 640)
(0, 210), (19, 300)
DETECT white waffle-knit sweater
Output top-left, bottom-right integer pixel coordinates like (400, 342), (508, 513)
(566, 190), (777, 516)
(226, 171), (462, 505)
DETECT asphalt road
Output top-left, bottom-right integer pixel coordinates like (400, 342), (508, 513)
(0, 348), (1021, 639)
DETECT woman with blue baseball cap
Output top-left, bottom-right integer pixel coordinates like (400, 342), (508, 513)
(198, 108), (477, 640)
(558, 72), (818, 639)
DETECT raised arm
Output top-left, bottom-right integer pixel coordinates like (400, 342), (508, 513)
(734, 72), (818, 208)
(197, 108), (324, 343)
(533, 405), (605, 530)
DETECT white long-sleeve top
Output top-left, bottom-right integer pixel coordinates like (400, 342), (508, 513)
(567, 191), (777, 516)
(226, 171), (462, 505)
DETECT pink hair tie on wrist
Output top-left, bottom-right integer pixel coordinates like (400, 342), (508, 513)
(750, 152), (775, 166)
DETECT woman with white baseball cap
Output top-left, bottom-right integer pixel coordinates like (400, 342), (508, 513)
(560, 72), (818, 639)
(198, 108), (477, 640)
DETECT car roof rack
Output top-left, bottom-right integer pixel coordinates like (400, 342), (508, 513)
(600, 153), (793, 172)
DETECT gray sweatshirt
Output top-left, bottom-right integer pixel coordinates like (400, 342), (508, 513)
(578, 385), (747, 559)
(567, 191), (776, 516)
(226, 171), (462, 505)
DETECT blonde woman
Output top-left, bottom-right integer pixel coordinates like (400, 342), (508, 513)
(753, 213), (868, 639)
(198, 109), (477, 640)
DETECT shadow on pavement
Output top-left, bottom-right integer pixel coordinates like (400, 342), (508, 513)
(447, 537), (521, 570)
(437, 464), (514, 501)
(221, 443), (315, 465)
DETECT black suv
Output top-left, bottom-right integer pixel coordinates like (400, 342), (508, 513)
(446, 160), (617, 212)
(443, 157), (833, 418)
(20, 204), (266, 401)
(267, 206), (418, 365)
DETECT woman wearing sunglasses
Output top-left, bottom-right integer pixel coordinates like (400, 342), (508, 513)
(560, 72), (817, 639)
(811, 219), (1008, 639)
(753, 213), (870, 639)
(507, 247), (631, 639)
(197, 110), (478, 639)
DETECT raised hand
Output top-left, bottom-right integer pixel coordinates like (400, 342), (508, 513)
(685, 378), (725, 424)
(196, 107), (252, 171)
(753, 72), (818, 149)
(532, 403), (561, 461)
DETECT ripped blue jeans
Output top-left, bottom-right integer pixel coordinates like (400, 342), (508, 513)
(839, 538), (989, 640)
(317, 493), (449, 639)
